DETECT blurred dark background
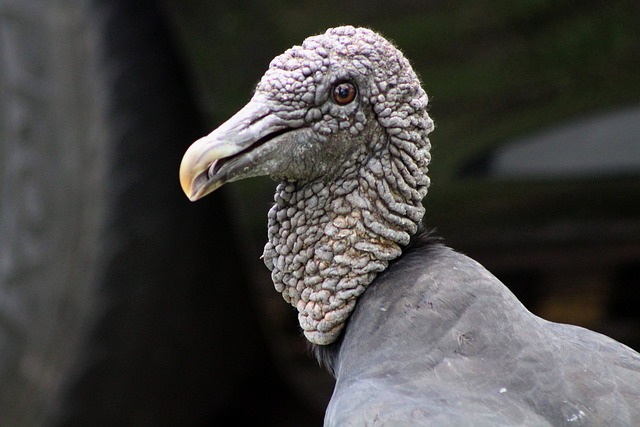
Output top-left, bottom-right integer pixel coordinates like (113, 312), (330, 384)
(0, 0), (638, 425)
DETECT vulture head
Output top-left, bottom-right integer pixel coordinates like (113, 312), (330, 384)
(180, 26), (434, 345)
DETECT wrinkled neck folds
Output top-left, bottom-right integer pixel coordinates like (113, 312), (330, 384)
(263, 124), (432, 345)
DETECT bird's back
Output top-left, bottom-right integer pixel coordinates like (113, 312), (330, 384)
(323, 235), (640, 426)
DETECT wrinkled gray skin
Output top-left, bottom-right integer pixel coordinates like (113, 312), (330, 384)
(182, 26), (431, 345)
(180, 27), (640, 426)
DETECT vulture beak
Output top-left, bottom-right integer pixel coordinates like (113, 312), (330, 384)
(179, 101), (289, 201)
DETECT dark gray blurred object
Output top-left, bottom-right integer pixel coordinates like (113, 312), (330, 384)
(0, 0), (270, 425)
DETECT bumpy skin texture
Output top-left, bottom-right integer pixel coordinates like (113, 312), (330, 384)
(259, 27), (433, 344)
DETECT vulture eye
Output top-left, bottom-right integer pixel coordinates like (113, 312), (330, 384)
(332, 82), (357, 105)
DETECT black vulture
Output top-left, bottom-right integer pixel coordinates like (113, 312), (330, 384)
(180, 26), (640, 425)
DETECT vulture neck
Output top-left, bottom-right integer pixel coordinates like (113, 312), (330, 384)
(263, 132), (430, 345)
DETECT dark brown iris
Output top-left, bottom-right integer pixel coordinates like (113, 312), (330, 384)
(332, 82), (357, 105)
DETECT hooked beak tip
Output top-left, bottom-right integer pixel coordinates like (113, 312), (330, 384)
(179, 168), (195, 201)
(179, 140), (211, 202)
(179, 99), (287, 202)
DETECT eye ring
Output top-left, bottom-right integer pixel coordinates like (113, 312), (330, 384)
(332, 81), (357, 105)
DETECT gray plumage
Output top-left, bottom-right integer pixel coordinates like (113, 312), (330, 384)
(180, 26), (640, 426)
(318, 234), (640, 425)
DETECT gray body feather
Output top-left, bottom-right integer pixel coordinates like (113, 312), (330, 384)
(322, 235), (640, 426)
